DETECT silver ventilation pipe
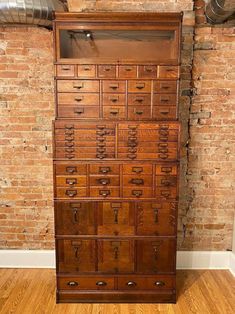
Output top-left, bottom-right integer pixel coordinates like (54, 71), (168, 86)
(0, 0), (67, 27)
(206, 0), (235, 24)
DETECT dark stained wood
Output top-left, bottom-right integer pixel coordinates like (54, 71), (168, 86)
(53, 12), (182, 303)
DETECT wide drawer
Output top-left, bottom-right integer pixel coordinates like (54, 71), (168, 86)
(90, 176), (120, 186)
(57, 93), (99, 105)
(57, 105), (100, 119)
(128, 106), (151, 120)
(153, 106), (177, 120)
(103, 106), (126, 120)
(128, 80), (151, 93)
(153, 80), (178, 93)
(58, 276), (115, 290)
(56, 187), (87, 199)
(102, 80), (126, 93)
(90, 164), (120, 175)
(90, 187), (120, 198)
(128, 94), (151, 106)
(57, 65), (75, 77)
(56, 176), (87, 187)
(57, 80), (99, 92)
(123, 187), (153, 199)
(123, 175), (152, 187)
(55, 164), (87, 175)
(103, 93), (126, 106)
(117, 275), (175, 290)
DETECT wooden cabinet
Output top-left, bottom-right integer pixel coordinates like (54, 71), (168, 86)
(53, 12), (182, 303)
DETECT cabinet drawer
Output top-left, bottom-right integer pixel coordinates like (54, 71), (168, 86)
(136, 202), (177, 236)
(128, 81), (151, 93)
(56, 176), (87, 187)
(128, 94), (151, 106)
(57, 93), (99, 106)
(156, 187), (177, 199)
(90, 164), (120, 175)
(128, 106), (151, 120)
(56, 188), (87, 199)
(158, 66), (179, 78)
(77, 65), (96, 78)
(123, 175), (152, 187)
(123, 164), (152, 175)
(90, 187), (120, 198)
(153, 106), (177, 120)
(90, 176), (120, 186)
(97, 202), (135, 236)
(156, 175), (177, 187)
(57, 65), (75, 77)
(136, 238), (176, 273)
(58, 276), (115, 290)
(103, 93), (126, 106)
(103, 106), (126, 120)
(98, 65), (116, 78)
(102, 80), (126, 93)
(57, 80), (99, 92)
(55, 202), (96, 235)
(55, 164), (87, 175)
(155, 164), (178, 175)
(117, 275), (175, 290)
(153, 81), (178, 93)
(153, 94), (177, 106)
(138, 65), (157, 78)
(98, 240), (134, 273)
(119, 65), (137, 78)
(58, 106), (100, 119)
(57, 239), (96, 273)
(123, 188), (152, 199)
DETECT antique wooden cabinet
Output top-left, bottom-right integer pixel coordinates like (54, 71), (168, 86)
(53, 12), (182, 303)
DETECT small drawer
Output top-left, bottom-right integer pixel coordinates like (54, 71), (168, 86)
(156, 187), (177, 199)
(158, 66), (179, 78)
(123, 188), (152, 198)
(55, 164), (87, 175)
(58, 276), (115, 290)
(57, 65), (75, 77)
(103, 93), (126, 106)
(153, 94), (177, 106)
(117, 275), (174, 290)
(56, 176), (87, 187)
(123, 164), (152, 175)
(128, 81), (151, 93)
(123, 175), (152, 187)
(138, 65), (157, 78)
(57, 80), (99, 92)
(119, 65), (137, 78)
(153, 106), (177, 120)
(57, 93), (99, 106)
(102, 80), (126, 93)
(90, 176), (120, 186)
(56, 188), (87, 199)
(153, 80), (178, 93)
(128, 94), (151, 106)
(98, 65), (116, 78)
(58, 106), (100, 119)
(128, 106), (151, 120)
(90, 187), (120, 198)
(155, 164), (178, 175)
(156, 175), (177, 187)
(90, 164), (120, 175)
(103, 106), (126, 120)
(77, 65), (96, 78)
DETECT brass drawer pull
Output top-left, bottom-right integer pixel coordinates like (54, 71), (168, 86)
(166, 68), (174, 72)
(125, 67), (133, 72)
(66, 190), (77, 197)
(97, 125), (106, 130)
(96, 281), (107, 286)
(135, 109), (144, 115)
(61, 66), (71, 71)
(65, 142), (74, 147)
(160, 125), (169, 130)
(66, 178), (77, 186)
(84, 66), (91, 71)
(128, 142), (137, 147)
(74, 96), (84, 102)
(136, 83), (145, 90)
(99, 167), (111, 174)
(96, 137), (105, 142)
(109, 84), (119, 90)
(159, 130), (169, 136)
(159, 154), (169, 159)
(65, 154), (75, 159)
(65, 130), (74, 136)
(161, 179), (171, 186)
(65, 124), (74, 130)
(145, 67), (154, 72)
(161, 98), (170, 103)
(97, 143), (106, 147)
(128, 125), (138, 130)
(135, 97), (144, 103)
(159, 148), (168, 153)
(110, 96), (119, 103)
(159, 110), (170, 115)
(159, 137), (168, 142)
(96, 130), (107, 136)
(97, 147), (106, 153)
(161, 167), (172, 173)
(65, 136), (74, 142)
(158, 143), (168, 147)
(126, 281), (137, 287)
(99, 190), (110, 197)
(128, 148), (137, 153)
(65, 148), (75, 153)
(161, 85), (170, 90)
(127, 154), (137, 160)
(74, 108), (84, 115)
(67, 281), (79, 287)
(128, 136), (137, 141)
(132, 190), (143, 197)
(161, 191), (170, 198)
(110, 109), (119, 115)
(98, 178), (110, 185)
(130, 178), (144, 185)
(66, 166), (77, 174)
(96, 154), (106, 159)
(132, 167), (143, 174)
(104, 67), (111, 72)
(155, 281), (165, 287)
(73, 83), (84, 89)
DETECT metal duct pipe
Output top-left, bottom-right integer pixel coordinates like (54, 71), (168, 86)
(206, 0), (235, 24)
(0, 0), (67, 27)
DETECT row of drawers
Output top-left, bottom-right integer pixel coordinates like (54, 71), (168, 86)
(58, 274), (175, 291)
(56, 64), (179, 79)
(55, 201), (177, 236)
(57, 238), (175, 274)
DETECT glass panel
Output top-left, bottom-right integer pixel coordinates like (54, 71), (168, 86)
(59, 29), (177, 62)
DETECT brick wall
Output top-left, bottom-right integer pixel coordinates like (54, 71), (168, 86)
(0, 0), (234, 251)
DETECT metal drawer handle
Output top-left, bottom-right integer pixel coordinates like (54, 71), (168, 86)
(65, 125), (74, 130)
(135, 97), (144, 103)
(96, 154), (106, 159)
(159, 154), (169, 159)
(61, 66), (71, 71)
(161, 191), (170, 198)
(132, 190), (143, 197)
(65, 136), (74, 142)
(155, 281), (165, 287)
(145, 67), (154, 72)
(66, 190), (77, 197)
(130, 178), (144, 185)
(65, 130), (74, 136)
(128, 142), (138, 147)
(104, 67), (111, 72)
(159, 148), (168, 154)
(136, 83), (145, 90)
(126, 281), (137, 287)
(128, 125), (138, 130)
(66, 178), (77, 186)
(109, 84), (119, 90)
(110, 109), (119, 115)
(166, 68), (174, 72)
(159, 137), (168, 142)
(98, 178), (110, 185)
(159, 130), (169, 136)
(67, 281), (79, 287)
(135, 109), (144, 115)
(110, 96), (119, 103)
(96, 281), (107, 286)
(74, 96), (84, 102)
(65, 154), (75, 159)
(65, 142), (74, 147)
(128, 148), (137, 153)
(132, 167), (143, 174)
(161, 179), (171, 186)
(73, 83), (84, 89)
(161, 167), (172, 173)
(161, 98), (170, 102)
(159, 110), (170, 115)
(125, 67), (133, 71)
(99, 190), (110, 197)
(66, 166), (77, 174)
(65, 148), (75, 153)
(99, 167), (111, 174)
(84, 66), (91, 71)
(127, 154), (137, 160)
(74, 108), (84, 115)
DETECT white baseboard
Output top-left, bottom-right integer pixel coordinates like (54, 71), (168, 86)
(0, 250), (234, 276)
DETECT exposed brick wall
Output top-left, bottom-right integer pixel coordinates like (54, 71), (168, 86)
(0, 0), (234, 251)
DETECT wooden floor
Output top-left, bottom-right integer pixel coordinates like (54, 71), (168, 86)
(0, 269), (234, 314)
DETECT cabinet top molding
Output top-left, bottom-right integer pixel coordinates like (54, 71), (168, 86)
(54, 12), (183, 23)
